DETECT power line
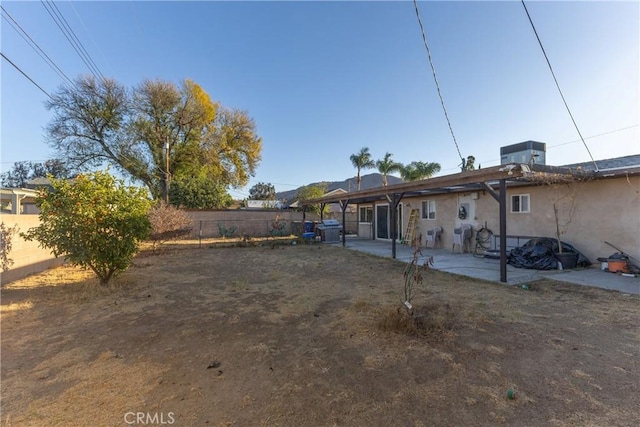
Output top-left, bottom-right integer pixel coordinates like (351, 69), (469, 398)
(47, 0), (105, 81)
(41, 0), (104, 81)
(68, 1), (112, 75)
(547, 124), (639, 148)
(412, 0), (464, 167)
(0, 52), (52, 99)
(1, 5), (75, 88)
(40, 0), (106, 82)
(521, 0), (599, 172)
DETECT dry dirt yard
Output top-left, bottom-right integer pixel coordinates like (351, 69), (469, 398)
(1, 241), (638, 427)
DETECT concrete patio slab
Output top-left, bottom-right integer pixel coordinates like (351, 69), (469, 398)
(336, 237), (640, 295)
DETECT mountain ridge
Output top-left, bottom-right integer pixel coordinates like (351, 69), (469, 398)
(275, 173), (404, 202)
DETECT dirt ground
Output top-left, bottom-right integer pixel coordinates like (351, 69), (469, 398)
(1, 240), (639, 426)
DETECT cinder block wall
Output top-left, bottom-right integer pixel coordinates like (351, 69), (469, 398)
(1, 209), (328, 284)
(1, 214), (64, 284)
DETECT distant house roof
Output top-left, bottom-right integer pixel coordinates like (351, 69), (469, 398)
(323, 188), (347, 197)
(22, 177), (57, 192)
(288, 188), (356, 212)
(26, 177), (53, 186)
(245, 200), (283, 209)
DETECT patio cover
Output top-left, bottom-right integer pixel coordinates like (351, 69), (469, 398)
(300, 162), (631, 283)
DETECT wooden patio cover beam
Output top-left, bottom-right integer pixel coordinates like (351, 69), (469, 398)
(302, 164), (530, 206)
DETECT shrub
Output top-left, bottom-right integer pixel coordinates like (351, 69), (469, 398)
(217, 222), (237, 239)
(21, 171), (151, 286)
(0, 222), (18, 271)
(269, 214), (287, 237)
(402, 236), (433, 310)
(148, 202), (193, 250)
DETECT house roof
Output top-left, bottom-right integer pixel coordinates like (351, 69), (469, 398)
(301, 155), (640, 206)
(563, 154), (640, 172)
(26, 177), (53, 187)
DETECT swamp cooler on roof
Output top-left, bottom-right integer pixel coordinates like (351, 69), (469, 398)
(500, 141), (546, 165)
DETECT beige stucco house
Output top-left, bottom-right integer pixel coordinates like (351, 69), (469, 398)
(305, 153), (640, 280)
(396, 160), (638, 263)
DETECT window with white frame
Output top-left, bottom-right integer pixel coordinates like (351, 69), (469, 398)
(421, 200), (436, 220)
(511, 194), (530, 213)
(359, 206), (373, 223)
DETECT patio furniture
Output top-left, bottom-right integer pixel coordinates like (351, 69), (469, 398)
(425, 226), (442, 248)
(452, 224), (472, 253)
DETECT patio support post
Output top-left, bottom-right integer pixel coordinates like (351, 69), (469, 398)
(499, 179), (507, 283)
(320, 203), (326, 221)
(340, 199), (350, 247)
(390, 193), (403, 259)
(482, 181), (508, 283)
(391, 198), (397, 259)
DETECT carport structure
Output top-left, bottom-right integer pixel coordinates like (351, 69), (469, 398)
(302, 163), (590, 283)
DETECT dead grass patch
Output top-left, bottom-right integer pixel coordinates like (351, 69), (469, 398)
(2, 244), (639, 426)
(376, 300), (456, 340)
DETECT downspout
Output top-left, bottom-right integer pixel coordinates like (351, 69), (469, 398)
(19, 194), (28, 214)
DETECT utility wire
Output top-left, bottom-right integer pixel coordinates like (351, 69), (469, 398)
(412, 0), (464, 166)
(548, 124), (639, 148)
(40, 0), (106, 82)
(68, 1), (112, 75)
(521, 0), (599, 172)
(0, 52), (52, 99)
(47, 0), (105, 81)
(41, 0), (104, 81)
(1, 6), (75, 88)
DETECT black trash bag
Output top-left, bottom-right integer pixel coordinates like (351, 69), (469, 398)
(507, 237), (591, 270)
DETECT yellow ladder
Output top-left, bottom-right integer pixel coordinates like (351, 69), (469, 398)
(402, 209), (419, 245)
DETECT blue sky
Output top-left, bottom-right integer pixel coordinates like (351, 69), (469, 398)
(1, 1), (638, 198)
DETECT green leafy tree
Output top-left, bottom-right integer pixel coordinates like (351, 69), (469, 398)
(1, 222), (18, 272)
(349, 147), (375, 191)
(376, 152), (402, 186)
(168, 174), (232, 209)
(296, 184), (328, 216)
(399, 161), (441, 181)
(45, 76), (262, 202)
(22, 171), (151, 286)
(249, 182), (276, 200)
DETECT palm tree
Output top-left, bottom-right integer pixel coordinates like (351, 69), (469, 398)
(399, 161), (441, 181)
(349, 147), (375, 191)
(376, 152), (402, 186)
